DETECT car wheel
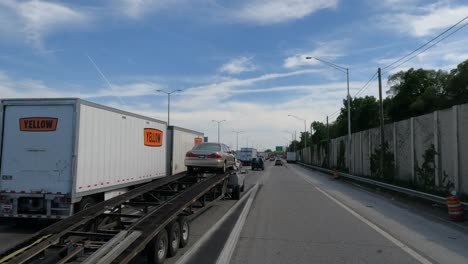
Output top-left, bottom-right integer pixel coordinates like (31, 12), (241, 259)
(240, 183), (245, 192)
(221, 161), (227, 173)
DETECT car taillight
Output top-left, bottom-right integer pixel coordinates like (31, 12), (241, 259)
(186, 152), (198, 158)
(54, 197), (71, 204)
(207, 153), (222, 159)
(0, 195), (7, 202)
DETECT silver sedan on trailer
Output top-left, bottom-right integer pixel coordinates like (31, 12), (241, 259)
(185, 143), (236, 173)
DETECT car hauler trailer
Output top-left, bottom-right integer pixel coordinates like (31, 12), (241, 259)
(0, 171), (231, 264)
(0, 98), (168, 219)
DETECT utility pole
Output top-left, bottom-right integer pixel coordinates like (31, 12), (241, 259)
(378, 68), (385, 178)
(327, 115), (330, 167)
(304, 119), (307, 148)
(212, 120), (226, 143)
(346, 68), (352, 172)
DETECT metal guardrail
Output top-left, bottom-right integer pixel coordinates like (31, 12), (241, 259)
(298, 162), (468, 210)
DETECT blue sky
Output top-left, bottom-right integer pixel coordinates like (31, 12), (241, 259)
(1, 0), (467, 150)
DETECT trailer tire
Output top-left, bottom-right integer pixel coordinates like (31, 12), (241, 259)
(147, 229), (168, 264)
(187, 166), (194, 174)
(232, 185), (240, 200)
(78, 196), (96, 211)
(178, 216), (190, 248)
(167, 221), (181, 257)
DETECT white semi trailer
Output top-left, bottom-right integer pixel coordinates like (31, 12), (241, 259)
(0, 98), (201, 219)
(167, 126), (204, 175)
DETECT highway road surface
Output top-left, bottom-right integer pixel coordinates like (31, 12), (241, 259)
(2, 161), (467, 264)
(231, 163), (421, 264)
(180, 161), (468, 264)
(225, 162), (468, 264)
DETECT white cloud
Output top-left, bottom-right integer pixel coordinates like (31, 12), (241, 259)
(175, 69), (322, 110)
(380, 3), (468, 37)
(0, 71), (160, 99)
(376, 35), (468, 74)
(219, 57), (256, 74)
(116, 0), (186, 19)
(0, 69), (362, 149)
(283, 40), (346, 68)
(0, 0), (88, 49)
(237, 0), (338, 24)
(284, 54), (320, 69)
(380, 0), (422, 10)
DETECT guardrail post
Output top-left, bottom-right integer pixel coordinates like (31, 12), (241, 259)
(410, 117), (415, 183)
(453, 105), (459, 192)
(434, 111), (440, 187)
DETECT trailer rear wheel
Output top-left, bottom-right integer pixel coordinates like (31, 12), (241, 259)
(78, 196), (96, 211)
(178, 216), (190, 248)
(147, 229), (168, 264)
(232, 185), (240, 200)
(167, 221), (181, 257)
(187, 166), (194, 174)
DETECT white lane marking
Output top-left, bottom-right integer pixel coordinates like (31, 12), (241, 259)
(296, 172), (433, 264)
(175, 183), (258, 264)
(216, 185), (259, 264)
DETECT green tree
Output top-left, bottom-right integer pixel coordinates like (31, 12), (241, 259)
(311, 121), (327, 145)
(446, 59), (468, 105)
(330, 96), (381, 137)
(288, 140), (300, 151)
(386, 68), (449, 121)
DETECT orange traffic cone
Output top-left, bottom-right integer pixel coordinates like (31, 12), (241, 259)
(447, 191), (464, 221)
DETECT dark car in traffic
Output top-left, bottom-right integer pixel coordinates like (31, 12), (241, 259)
(251, 157), (264, 170)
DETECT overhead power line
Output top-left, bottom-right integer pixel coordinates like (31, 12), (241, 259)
(354, 71), (378, 97)
(385, 21), (468, 73)
(382, 15), (468, 71)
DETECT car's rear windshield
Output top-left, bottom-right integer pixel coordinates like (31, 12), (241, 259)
(192, 143), (221, 151)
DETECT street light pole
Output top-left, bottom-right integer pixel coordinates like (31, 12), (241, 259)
(288, 114), (307, 148)
(156, 89), (183, 126)
(212, 120), (226, 143)
(306, 56), (352, 171)
(233, 130), (244, 151)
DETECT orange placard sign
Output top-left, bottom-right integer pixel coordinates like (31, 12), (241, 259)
(144, 128), (163, 147)
(19, 117), (58, 132)
(194, 137), (203, 144)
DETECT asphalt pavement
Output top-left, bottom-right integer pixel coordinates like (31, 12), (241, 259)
(2, 162), (467, 264)
(230, 162), (422, 264)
